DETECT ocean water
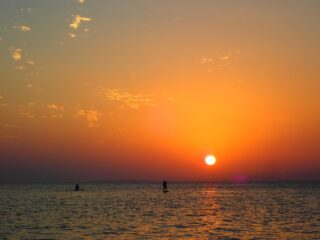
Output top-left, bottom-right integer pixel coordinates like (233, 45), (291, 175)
(0, 183), (319, 239)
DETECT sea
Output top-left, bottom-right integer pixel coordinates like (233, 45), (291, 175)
(0, 182), (319, 239)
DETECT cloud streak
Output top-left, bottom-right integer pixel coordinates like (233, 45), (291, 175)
(69, 15), (91, 30)
(47, 104), (64, 111)
(11, 48), (23, 61)
(102, 89), (155, 110)
(69, 33), (76, 38)
(14, 25), (31, 32)
(200, 49), (240, 71)
(76, 109), (102, 128)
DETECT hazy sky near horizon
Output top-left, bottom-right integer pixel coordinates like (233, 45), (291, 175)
(0, 0), (319, 182)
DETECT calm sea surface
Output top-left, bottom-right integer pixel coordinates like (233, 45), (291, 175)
(1, 183), (319, 239)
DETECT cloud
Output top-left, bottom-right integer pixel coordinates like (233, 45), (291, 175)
(200, 49), (241, 71)
(201, 57), (213, 64)
(69, 33), (77, 38)
(27, 102), (36, 107)
(220, 55), (229, 61)
(11, 48), (22, 61)
(4, 124), (19, 129)
(69, 15), (91, 30)
(20, 110), (35, 119)
(78, 0), (85, 3)
(15, 66), (25, 70)
(76, 109), (102, 128)
(102, 88), (155, 110)
(47, 104), (58, 110)
(20, 8), (32, 12)
(0, 134), (22, 140)
(14, 25), (31, 32)
(47, 104), (64, 111)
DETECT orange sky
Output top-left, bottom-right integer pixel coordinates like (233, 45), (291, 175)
(0, 0), (319, 182)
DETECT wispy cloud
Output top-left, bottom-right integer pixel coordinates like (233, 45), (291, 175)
(101, 88), (155, 110)
(200, 49), (240, 71)
(69, 15), (91, 30)
(69, 33), (77, 38)
(220, 55), (229, 61)
(20, 8), (32, 12)
(27, 102), (36, 107)
(27, 60), (35, 65)
(15, 66), (25, 70)
(0, 102), (68, 123)
(11, 48), (22, 61)
(14, 25), (31, 32)
(200, 57), (213, 64)
(4, 123), (19, 129)
(47, 104), (64, 111)
(0, 134), (22, 140)
(76, 109), (102, 128)
(20, 110), (35, 119)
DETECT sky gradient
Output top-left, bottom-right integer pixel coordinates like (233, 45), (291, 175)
(0, 0), (320, 182)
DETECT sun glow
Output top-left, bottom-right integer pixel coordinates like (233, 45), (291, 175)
(205, 155), (216, 166)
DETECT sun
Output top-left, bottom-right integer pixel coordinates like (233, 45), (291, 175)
(204, 155), (216, 166)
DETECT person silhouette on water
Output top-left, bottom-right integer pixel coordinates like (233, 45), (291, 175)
(75, 184), (80, 191)
(162, 180), (168, 192)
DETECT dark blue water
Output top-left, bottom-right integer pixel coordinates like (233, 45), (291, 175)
(1, 183), (319, 239)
